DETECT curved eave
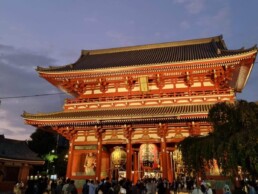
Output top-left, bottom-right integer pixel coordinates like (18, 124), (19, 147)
(23, 107), (210, 127)
(234, 62), (254, 92)
(22, 104), (212, 119)
(37, 49), (258, 76)
(0, 157), (45, 165)
(24, 113), (207, 122)
(24, 116), (209, 127)
(234, 49), (258, 92)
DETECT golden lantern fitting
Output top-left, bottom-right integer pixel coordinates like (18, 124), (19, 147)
(111, 146), (127, 168)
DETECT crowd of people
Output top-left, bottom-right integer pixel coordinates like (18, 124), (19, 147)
(12, 175), (258, 194)
(13, 176), (181, 194)
(191, 180), (258, 194)
(13, 177), (77, 194)
(81, 176), (171, 194)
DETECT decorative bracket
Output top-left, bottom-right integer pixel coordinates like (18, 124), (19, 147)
(125, 77), (135, 91)
(95, 125), (105, 139)
(184, 72), (193, 86)
(99, 78), (109, 93)
(157, 123), (168, 138)
(123, 124), (134, 139)
(155, 74), (165, 89)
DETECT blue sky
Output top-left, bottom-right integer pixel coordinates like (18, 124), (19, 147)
(0, 0), (258, 140)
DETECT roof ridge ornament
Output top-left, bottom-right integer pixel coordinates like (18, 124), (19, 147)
(211, 39), (221, 55)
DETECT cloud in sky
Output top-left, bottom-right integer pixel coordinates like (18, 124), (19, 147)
(106, 31), (136, 46)
(173, 0), (205, 14)
(84, 17), (99, 23)
(180, 21), (191, 30)
(196, 7), (231, 37)
(0, 103), (33, 140)
(0, 0), (258, 140)
(0, 44), (68, 140)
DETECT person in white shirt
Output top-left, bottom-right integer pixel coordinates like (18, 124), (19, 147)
(206, 182), (213, 194)
(191, 184), (204, 194)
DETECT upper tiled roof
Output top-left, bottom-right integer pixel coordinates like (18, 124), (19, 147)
(0, 135), (44, 163)
(37, 35), (257, 72)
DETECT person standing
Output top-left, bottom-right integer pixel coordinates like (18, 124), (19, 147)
(88, 180), (97, 194)
(223, 184), (231, 194)
(247, 182), (256, 194)
(206, 182), (213, 194)
(13, 182), (22, 194)
(157, 178), (165, 194)
(145, 178), (152, 194)
(82, 179), (90, 194)
(67, 180), (78, 194)
(62, 178), (71, 194)
(103, 177), (112, 194)
(171, 180), (179, 194)
(55, 179), (64, 194)
(191, 184), (204, 194)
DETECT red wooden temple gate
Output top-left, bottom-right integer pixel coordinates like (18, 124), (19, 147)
(22, 35), (257, 188)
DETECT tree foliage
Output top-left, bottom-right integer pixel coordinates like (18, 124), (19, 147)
(43, 153), (58, 163)
(28, 128), (69, 176)
(28, 128), (57, 156)
(179, 100), (258, 179)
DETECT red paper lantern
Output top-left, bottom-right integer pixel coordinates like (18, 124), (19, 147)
(139, 144), (158, 169)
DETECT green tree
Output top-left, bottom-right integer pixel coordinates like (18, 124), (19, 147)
(179, 100), (258, 179)
(179, 134), (215, 179)
(209, 100), (258, 177)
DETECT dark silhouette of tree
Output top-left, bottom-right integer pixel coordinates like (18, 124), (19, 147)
(179, 100), (258, 180)
(28, 128), (57, 156)
(28, 128), (68, 176)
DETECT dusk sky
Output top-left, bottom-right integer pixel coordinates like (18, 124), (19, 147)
(0, 0), (258, 140)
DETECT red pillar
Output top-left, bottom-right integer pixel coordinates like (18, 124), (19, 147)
(66, 139), (74, 178)
(161, 138), (168, 179)
(18, 164), (30, 184)
(124, 125), (133, 181)
(167, 151), (173, 182)
(96, 128), (103, 181)
(126, 139), (132, 180)
(133, 151), (139, 184)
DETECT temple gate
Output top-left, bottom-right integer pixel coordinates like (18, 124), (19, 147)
(22, 35), (257, 186)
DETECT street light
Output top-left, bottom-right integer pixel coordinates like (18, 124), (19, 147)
(46, 149), (57, 174)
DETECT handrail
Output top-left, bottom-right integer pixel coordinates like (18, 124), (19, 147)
(65, 90), (231, 104)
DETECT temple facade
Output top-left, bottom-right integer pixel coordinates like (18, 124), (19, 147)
(22, 35), (257, 186)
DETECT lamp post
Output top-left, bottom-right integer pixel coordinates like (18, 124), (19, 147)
(46, 149), (56, 175)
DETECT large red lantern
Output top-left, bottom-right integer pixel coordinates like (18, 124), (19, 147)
(139, 144), (158, 169)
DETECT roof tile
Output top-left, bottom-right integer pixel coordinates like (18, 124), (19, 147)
(38, 35), (257, 72)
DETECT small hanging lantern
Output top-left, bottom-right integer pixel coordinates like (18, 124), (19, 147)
(139, 143), (158, 169)
(111, 146), (127, 168)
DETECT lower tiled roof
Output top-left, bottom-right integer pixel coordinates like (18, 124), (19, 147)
(0, 135), (44, 163)
(23, 104), (213, 125)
